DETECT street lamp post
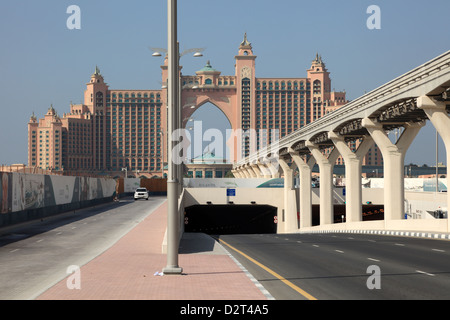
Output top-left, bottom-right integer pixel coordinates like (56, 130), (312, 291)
(158, 0), (203, 275)
(163, 0), (182, 275)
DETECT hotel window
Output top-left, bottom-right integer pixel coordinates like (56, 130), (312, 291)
(205, 171), (213, 178)
(215, 170), (223, 178)
(96, 92), (104, 108)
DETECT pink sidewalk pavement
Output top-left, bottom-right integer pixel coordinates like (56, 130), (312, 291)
(36, 200), (269, 300)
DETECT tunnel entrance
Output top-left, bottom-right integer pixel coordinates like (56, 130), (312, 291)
(184, 204), (277, 235)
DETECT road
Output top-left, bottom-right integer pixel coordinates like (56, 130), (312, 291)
(216, 232), (450, 300)
(0, 196), (166, 300)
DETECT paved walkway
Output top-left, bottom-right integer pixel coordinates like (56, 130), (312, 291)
(36, 200), (270, 300)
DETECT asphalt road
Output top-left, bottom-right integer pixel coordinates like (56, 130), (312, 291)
(0, 196), (166, 300)
(216, 232), (450, 300)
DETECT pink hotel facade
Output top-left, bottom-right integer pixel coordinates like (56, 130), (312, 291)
(27, 35), (382, 176)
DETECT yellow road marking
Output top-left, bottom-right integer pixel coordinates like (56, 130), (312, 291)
(217, 238), (317, 300)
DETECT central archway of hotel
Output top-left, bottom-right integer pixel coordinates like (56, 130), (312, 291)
(185, 102), (232, 165)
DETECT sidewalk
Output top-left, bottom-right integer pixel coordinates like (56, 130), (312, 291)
(36, 200), (270, 300)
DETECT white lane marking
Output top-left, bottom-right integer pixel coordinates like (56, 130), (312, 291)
(368, 258), (380, 262)
(432, 249), (445, 253)
(36, 239), (43, 243)
(416, 270), (435, 277)
(9, 249), (19, 253)
(312, 244), (319, 248)
(395, 243), (405, 246)
(335, 250), (344, 253)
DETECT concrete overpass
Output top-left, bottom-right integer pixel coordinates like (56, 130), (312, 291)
(232, 50), (450, 234)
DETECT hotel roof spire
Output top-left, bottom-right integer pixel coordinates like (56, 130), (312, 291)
(240, 33), (252, 48)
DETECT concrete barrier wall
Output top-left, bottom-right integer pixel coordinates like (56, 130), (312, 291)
(404, 191), (447, 218)
(0, 172), (116, 228)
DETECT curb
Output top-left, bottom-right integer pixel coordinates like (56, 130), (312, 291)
(297, 229), (450, 240)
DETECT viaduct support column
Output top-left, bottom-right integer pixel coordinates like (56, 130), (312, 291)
(362, 118), (424, 221)
(232, 169), (242, 178)
(289, 149), (315, 228)
(266, 158), (280, 178)
(257, 161), (272, 178)
(417, 95), (450, 231)
(307, 142), (340, 225)
(245, 164), (256, 178)
(250, 163), (263, 178)
(329, 133), (374, 223)
(240, 166), (250, 178)
(279, 157), (298, 233)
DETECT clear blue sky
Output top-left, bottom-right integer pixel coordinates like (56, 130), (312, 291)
(1, 0), (450, 166)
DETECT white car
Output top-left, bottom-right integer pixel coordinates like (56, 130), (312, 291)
(134, 188), (149, 200)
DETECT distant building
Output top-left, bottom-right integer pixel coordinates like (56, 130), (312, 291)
(28, 35), (382, 175)
(186, 150), (232, 178)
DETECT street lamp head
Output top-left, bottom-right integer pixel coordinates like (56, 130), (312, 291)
(152, 52), (162, 57)
(193, 52), (203, 58)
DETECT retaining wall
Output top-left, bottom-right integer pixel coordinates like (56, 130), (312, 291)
(0, 172), (116, 228)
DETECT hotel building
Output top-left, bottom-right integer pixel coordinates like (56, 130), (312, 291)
(28, 35), (382, 176)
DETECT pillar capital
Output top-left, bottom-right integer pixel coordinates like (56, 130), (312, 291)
(327, 131), (343, 141)
(305, 140), (317, 149)
(361, 117), (382, 129)
(417, 95), (446, 110)
(278, 156), (289, 168)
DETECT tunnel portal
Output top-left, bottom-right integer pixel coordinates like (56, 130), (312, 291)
(184, 204), (277, 235)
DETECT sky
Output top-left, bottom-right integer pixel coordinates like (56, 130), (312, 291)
(1, 0), (450, 166)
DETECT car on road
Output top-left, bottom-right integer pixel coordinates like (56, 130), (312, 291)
(134, 187), (149, 200)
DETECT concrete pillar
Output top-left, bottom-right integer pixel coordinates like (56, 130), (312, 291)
(329, 133), (374, 223)
(417, 95), (450, 231)
(232, 169), (243, 179)
(245, 164), (256, 178)
(279, 157), (298, 233)
(257, 161), (272, 178)
(307, 142), (340, 225)
(289, 149), (315, 228)
(266, 158), (280, 178)
(250, 163), (263, 178)
(362, 118), (424, 221)
(240, 166), (250, 179)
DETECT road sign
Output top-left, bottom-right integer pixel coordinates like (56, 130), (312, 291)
(227, 188), (236, 197)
